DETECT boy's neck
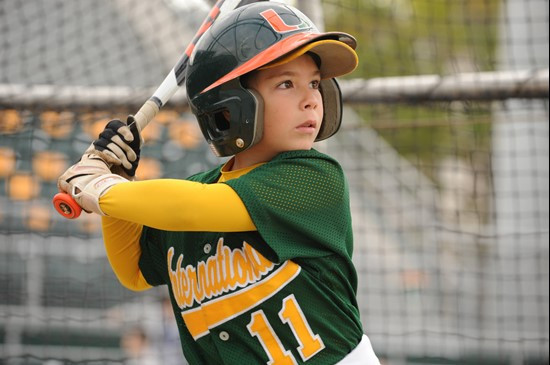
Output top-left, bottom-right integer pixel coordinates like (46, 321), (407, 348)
(231, 147), (275, 171)
(220, 158), (264, 181)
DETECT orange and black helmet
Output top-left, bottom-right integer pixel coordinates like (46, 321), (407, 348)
(186, 2), (358, 157)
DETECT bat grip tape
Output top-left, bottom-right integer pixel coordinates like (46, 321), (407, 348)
(133, 99), (160, 132)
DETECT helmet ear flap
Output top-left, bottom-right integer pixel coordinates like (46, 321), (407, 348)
(247, 87), (265, 149)
(316, 78), (343, 141)
(193, 80), (266, 157)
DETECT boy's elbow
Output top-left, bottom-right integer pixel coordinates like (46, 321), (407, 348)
(118, 273), (153, 292)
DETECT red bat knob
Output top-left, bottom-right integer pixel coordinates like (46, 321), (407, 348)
(52, 193), (82, 219)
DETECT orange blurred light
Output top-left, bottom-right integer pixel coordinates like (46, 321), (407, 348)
(26, 204), (52, 231)
(135, 157), (163, 180)
(0, 147), (16, 178)
(155, 110), (180, 125)
(0, 109), (23, 134)
(33, 151), (68, 181)
(7, 173), (40, 201)
(169, 120), (202, 149)
(40, 111), (74, 138)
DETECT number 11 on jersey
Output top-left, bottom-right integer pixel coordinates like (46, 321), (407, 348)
(247, 294), (325, 364)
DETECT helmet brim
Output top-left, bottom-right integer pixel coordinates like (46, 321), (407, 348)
(202, 31), (358, 94)
(259, 39), (358, 80)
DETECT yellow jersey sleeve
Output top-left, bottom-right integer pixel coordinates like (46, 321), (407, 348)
(101, 216), (151, 291)
(100, 179), (256, 232)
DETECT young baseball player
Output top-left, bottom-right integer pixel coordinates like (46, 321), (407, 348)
(58, 3), (380, 364)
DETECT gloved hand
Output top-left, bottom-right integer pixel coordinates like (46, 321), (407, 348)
(57, 153), (128, 215)
(88, 115), (142, 178)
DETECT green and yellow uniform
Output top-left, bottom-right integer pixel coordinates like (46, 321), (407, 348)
(101, 150), (364, 364)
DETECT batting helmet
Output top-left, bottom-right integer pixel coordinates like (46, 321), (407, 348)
(185, 2), (358, 157)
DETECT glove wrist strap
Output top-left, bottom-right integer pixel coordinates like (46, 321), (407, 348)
(72, 174), (128, 215)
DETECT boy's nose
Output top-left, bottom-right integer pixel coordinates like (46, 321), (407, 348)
(301, 90), (319, 110)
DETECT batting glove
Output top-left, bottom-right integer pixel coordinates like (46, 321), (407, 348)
(89, 116), (142, 178)
(57, 153), (128, 215)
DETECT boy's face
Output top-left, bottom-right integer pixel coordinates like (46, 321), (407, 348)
(245, 54), (324, 158)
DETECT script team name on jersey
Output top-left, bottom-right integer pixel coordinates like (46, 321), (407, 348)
(168, 238), (276, 309)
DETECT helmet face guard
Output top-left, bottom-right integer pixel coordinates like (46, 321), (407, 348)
(190, 79), (264, 157)
(185, 2), (357, 157)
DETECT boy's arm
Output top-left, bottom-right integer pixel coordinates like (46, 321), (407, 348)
(99, 179), (256, 232)
(101, 217), (152, 291)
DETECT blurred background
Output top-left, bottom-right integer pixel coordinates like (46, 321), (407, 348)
(0, 0), (548, 364)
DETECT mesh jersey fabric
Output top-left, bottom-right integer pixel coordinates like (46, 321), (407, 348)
(138, 149), (363, 364)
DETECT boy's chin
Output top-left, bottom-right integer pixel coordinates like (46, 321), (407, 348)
(283, 144), (315, 153)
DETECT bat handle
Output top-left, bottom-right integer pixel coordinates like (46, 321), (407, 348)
(53, 192), (82, 219)
(133, 99), (160, 132)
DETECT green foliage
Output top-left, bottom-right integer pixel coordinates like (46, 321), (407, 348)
(323, 0), (501, 78)
(354, 102), (493, 182)
(322, 0), (499, 185)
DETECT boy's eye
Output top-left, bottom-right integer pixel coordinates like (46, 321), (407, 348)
(310, 80), (321, 89)
(277, 80), (293, 89)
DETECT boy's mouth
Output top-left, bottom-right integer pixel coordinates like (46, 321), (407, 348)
(296, 120), (317, 131)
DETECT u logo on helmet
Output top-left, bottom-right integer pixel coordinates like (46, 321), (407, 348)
(260, 8), (310, 33)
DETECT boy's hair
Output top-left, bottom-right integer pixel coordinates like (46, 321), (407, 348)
(186, 2), (358, 157)
(240, 51), (321, 88)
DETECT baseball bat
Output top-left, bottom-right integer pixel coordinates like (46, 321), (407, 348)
(53, 0), (266, 219)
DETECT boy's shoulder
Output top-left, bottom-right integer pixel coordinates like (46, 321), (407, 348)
(248, 149), (345, 181)
(270, 149), (341, 167)
(186, 149), (341, 183)
(273, 148), (334, 161)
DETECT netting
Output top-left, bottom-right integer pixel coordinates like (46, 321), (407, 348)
(1, 0), (548, 364)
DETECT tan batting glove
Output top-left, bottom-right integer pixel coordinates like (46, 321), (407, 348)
(84, 143), (135, 181)
(57, 153), (128, 215)
(85, 117), (143, 180)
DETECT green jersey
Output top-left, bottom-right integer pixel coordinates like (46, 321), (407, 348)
(139, 149), (363, 364)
